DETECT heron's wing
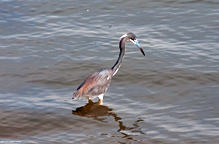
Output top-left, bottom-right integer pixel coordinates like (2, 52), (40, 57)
(77, 81), (85, 90)
(74, 72), (110, 98)
(73, 78), (94, 99)
(74, 72), (100, 96)
(87, 82), (110, 96)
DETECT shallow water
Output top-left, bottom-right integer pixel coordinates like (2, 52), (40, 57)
(0, 0), (219, 143)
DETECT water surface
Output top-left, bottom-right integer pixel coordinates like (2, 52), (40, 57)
(0, 0), (219, 143)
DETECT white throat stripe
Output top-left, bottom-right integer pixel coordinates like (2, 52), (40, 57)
(120, 34), (127, 39)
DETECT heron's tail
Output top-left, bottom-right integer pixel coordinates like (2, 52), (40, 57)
(72, 91), (80, 99)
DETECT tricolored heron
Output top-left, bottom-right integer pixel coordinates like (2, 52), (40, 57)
(73, 32), (145, 104)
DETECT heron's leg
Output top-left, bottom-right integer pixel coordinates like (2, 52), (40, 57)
(98, 94), (104, 105)
(88, 97), (93, 103)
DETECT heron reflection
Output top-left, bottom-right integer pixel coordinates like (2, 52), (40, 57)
(72, 99), (114, 122)
(72, 100), (145, 138)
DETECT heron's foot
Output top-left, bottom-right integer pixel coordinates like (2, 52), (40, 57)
(97, 98), (103, 105)
(88, 98), (94, 104)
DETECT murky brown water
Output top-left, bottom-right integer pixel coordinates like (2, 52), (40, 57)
(1, 0), (219, 143)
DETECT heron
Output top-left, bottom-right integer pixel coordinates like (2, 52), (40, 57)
(72, 32), (145, 104)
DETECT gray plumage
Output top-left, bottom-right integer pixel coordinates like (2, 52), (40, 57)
(73, 68), (112, 99)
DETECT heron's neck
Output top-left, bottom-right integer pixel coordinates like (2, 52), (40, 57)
(111, 37), (127, 76)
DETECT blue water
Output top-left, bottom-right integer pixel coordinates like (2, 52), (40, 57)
(0, 0), (219, 143)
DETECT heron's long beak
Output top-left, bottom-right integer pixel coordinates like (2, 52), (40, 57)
(130, 39), (145, 56)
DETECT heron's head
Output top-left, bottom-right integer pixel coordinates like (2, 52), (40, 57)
(121, 32), (145, 56)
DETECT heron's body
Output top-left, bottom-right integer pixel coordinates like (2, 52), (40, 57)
(73, 33), (145, 103)
(73, 68), (113, 100)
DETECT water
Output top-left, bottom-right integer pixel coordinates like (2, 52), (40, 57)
(0, 0), (219, 143)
